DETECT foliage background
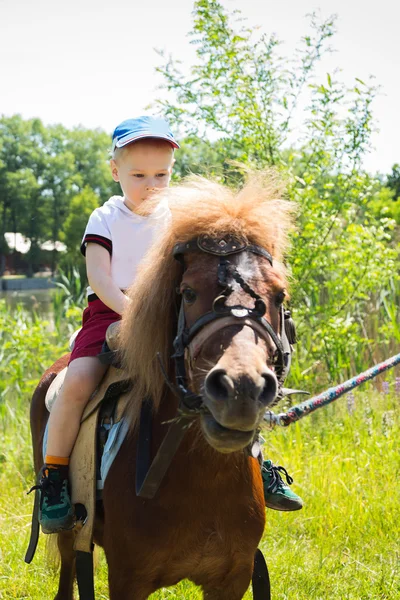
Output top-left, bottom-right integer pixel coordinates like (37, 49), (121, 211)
(0, 1), (399, 598)
(1, 1), (398, 386)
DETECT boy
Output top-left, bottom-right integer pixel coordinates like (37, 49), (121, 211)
(34, 116), (302, 534)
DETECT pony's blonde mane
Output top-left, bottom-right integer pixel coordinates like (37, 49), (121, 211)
(120, 171), (296, 424)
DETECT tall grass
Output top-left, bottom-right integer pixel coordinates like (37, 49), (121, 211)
(290, 278), (400, 392)
(0, 301), (399, 599)
(52, 267), (87, 331)
(0, 295), (81, 423)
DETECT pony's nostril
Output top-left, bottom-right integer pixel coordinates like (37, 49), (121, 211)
(205, 368), (278, 406)
(259, 372), (278, 406)
(205, 369), (234, 402)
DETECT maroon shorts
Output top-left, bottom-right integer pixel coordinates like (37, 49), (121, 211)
(68, 298), (121, 365)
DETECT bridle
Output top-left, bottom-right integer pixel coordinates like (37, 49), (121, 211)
(133, 233), (297, 499)
(171, 233), (297, 414)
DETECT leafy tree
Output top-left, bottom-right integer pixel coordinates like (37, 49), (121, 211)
(65, 126), (119, 203)
(377, 164), (400, 227)
(172, 135), (247, 184)
(0, 115), (50, 275)
(59, 186), (100, 275)
(368, 184), (400, 226)
(156, 1), (338, 165)
(155, 0), (399, 384)
(39, 126), (81, 275)
(0, 116), (116, 274)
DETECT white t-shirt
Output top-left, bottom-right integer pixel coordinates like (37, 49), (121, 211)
(81, 195), (170, 296)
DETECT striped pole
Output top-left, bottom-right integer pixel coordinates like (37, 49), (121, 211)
(264, 352), (400, 428)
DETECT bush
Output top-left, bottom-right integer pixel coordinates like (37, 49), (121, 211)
(155, 0), (399, 386)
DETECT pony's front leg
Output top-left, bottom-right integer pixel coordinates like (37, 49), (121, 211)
(201, 562), (254, 600)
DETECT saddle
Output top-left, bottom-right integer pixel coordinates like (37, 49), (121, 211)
(44, 323), (131, 554)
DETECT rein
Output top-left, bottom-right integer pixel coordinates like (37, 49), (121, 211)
(264, 352), (400, 428)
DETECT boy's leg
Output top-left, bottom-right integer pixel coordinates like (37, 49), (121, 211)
(35, 357), (108, 533)
(261, 459), (303, 511)
(46, 357), (108, 458)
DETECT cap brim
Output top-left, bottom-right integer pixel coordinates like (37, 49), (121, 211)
(113, 132), (179, 151)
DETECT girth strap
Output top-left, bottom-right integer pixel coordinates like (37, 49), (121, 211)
(252, 548), (271, 600)
(76, 549), (95, 600)
(136, 399), (195, 499)
(24, 485), (40, 564)
(135, 399), (152, 493)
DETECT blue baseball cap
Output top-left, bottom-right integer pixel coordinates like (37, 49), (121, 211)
(111, 116), (179, 152)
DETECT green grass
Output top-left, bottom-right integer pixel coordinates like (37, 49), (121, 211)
(0, 301), (399, 598)
(0, 389), (399, 599)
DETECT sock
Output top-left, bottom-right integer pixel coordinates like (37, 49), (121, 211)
(44, 455), (69, 478)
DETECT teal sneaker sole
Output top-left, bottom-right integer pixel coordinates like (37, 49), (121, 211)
(40, 509), (76, 534)
(41, 518), (75, 534)
(265, 499), (303, 511)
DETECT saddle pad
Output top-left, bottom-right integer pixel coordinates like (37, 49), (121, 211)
(99, 418), (130, 488)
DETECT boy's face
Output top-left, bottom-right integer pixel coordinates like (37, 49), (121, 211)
(110, 140), (174, 210)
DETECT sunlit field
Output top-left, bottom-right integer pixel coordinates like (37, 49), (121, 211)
(0, 303), (399, 599)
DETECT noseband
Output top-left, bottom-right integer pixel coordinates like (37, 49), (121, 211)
(171, 234), (296, 413)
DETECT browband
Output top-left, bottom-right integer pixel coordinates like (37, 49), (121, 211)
(173, 234), (273, 266)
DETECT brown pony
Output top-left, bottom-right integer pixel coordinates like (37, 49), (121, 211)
(29, 171), (295, 599)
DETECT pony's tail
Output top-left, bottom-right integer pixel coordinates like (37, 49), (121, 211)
(45, 534), (60, 571)
(45, 534), (100, 572)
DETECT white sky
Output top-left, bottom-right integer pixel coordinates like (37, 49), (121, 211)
(1, 0), (399, 174)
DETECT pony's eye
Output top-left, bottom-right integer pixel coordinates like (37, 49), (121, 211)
(182, 288), (197, 305)
(275, 290), (286, 306)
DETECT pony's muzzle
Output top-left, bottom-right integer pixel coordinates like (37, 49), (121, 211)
(204, 367), (278, 408)
(200, 366), (277, 452)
